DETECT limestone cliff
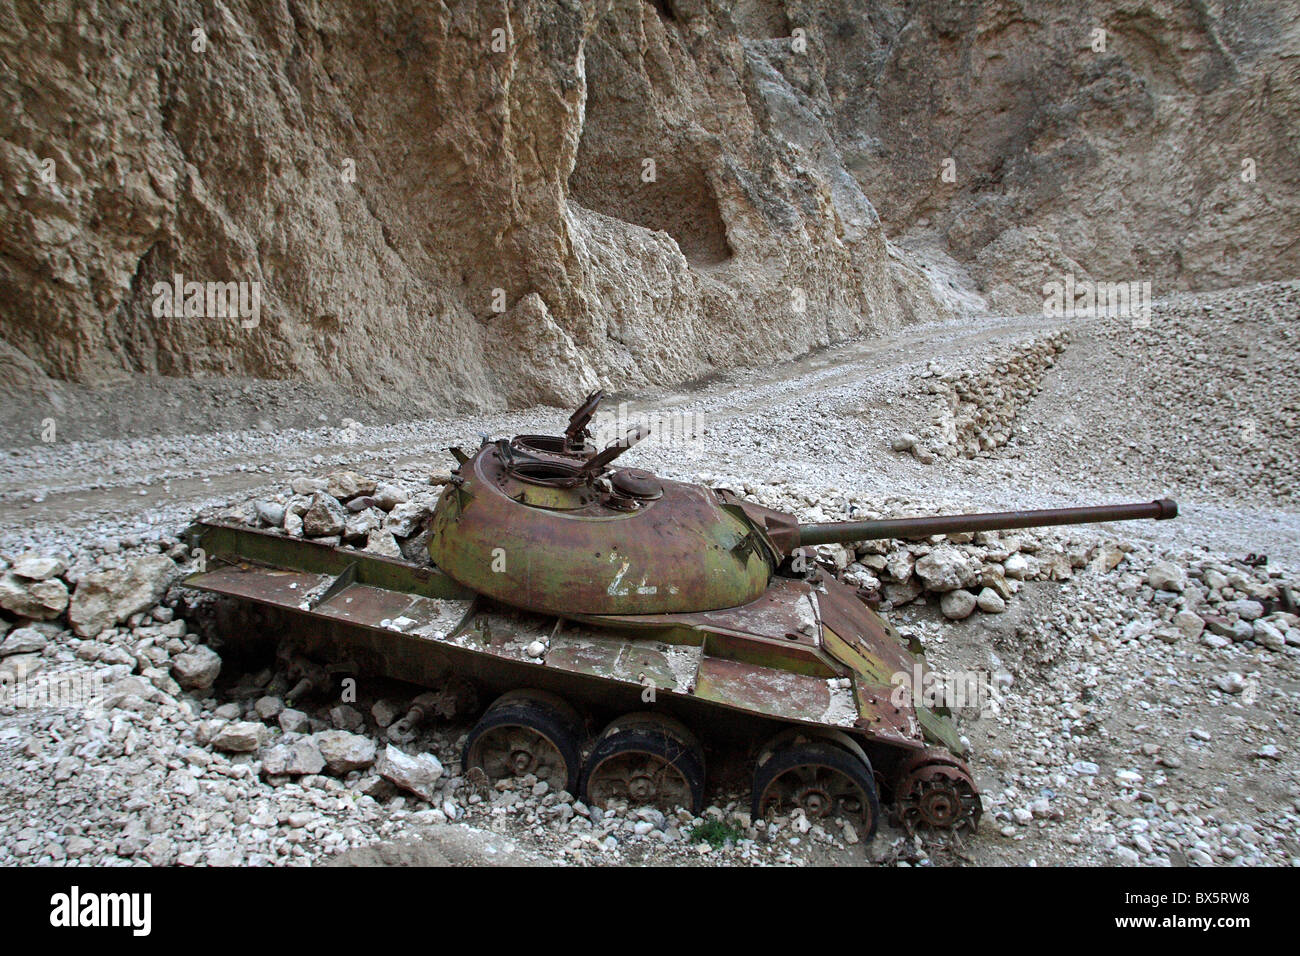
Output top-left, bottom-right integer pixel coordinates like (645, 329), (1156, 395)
(1, 0), (1294, 410)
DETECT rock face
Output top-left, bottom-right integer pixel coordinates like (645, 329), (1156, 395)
(817, 0), (1300, 312)
(2, 2), (1293, 410)
(0, 0), (936, 411)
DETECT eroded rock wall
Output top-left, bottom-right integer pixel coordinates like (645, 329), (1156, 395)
(0, 0), (940, 410)
(2, 0), (1294, 411)
(811, 0), (1300, 311)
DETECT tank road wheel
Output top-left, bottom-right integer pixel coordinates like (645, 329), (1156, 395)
(463, 690), (583, 794)
(753, 738), (880, 839)
(581, 713), (705, 814)
(893, 748), (982, 834)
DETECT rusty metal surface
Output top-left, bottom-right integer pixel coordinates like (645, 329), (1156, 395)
(586, 576), (840, 677)
(894, 748), (982, 832)
(185, 564), (336, 609)
(315, 585), (471, 638)
(694, 656), (846, 726)
(181, 521), (957, 752)
(716, 490), (800, 559)
(798, 498), (1179, 546)
(815, 573), (958, 751)
(547, 627), (701, 694)
(427, 444), (772, 616)
(816, 574), (916, 681)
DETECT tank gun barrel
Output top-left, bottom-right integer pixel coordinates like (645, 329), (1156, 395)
(796, 498), (1178, 548)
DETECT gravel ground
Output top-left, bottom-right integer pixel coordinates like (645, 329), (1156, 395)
(1, 280), (1297, 867)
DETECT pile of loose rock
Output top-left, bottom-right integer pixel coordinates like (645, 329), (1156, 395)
(1134, 556), (1298, 652)
(829, 530), (1125, 620)
(3, 461), (1296, 867)
(935, 546), (1300, 867)
(1000, 284), (1300, 509)
(215, 469), (452, 559)
(891, 332), (1068, 464)
(712, 479), (1134, 621)
(0, 546), (185, 689)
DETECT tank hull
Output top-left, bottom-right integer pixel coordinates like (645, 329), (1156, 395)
(183, 522), (963, 757)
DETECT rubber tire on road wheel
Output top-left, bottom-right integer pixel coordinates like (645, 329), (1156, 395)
(463, 690), (583, 795)
(752, 739), (880, 839)
(581, 713), (705, 814)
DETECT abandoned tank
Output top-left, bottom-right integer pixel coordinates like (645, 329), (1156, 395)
(182, 391), (1178, 839)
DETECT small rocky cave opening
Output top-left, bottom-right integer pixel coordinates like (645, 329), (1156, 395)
(568, 145), (734, 268)
(732, 0), (792, 39)
(647, 0), (676, 23)
(566, 17), (733, 268)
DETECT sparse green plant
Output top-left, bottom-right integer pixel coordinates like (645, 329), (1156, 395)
(688, 819), (744, 848)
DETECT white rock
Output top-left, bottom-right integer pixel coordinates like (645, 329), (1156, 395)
(302, 492), (347, 537)
(372, 482), (410, 511)
(1221, 599), (1264, 621)
(254, 695), (284, 720)
(1253, 620), (1286, 651)
(364, 529), (404, 558)
(326, 471), (377, 501)
(261, 739), (325, 776)
(915, 547), (972, 592)
(1113, 845), (1141, 865)
(377, 744), (444, 802)
(384, 501), (429, 538)
(278, 709), (311, 734)
(0, 573), (69, 620)
(211, 721), (267, 753)
(10, 553), (66, 581)
(975, 587), (1006, 613)
(1213, 672), (1246, 694)
(254, 501), (286, 527)
(940, 589), (977, 620)
(1003, 553), (1032, 579)
(1147, 561), (1186, 592)
(67, 555), (178, 637)
(290, 477), (328, 495)
(0, 627), (48, 657)
(884, 551), (914, 583)
(171, 645), (222, 690)
(1172, 610), (1205, 639)
(313, 730), (378, 774)
(343, 507), (384, 543)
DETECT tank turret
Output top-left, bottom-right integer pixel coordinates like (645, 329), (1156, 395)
(427, 394), (1177, 616)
